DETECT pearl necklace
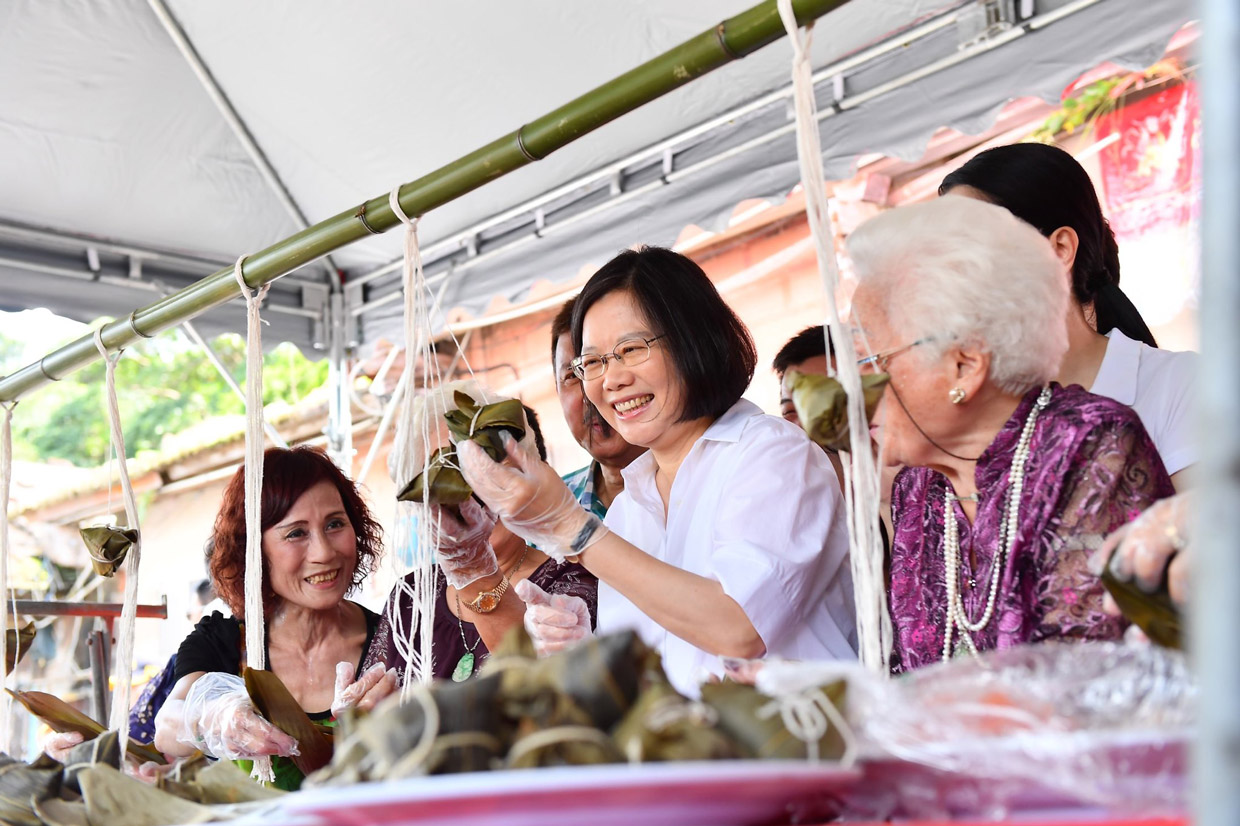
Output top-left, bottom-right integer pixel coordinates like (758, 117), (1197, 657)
(942, 385), (1052, 662)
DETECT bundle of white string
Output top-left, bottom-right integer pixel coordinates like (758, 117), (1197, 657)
(777, 0), (892, 673)
(387, 190), (441, 692)
(233, 256), (270, 673)
(91, 328), (144, 759)
(232, 256), (275, 783)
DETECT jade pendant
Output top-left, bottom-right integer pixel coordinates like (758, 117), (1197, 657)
(452, 652), (475, 682)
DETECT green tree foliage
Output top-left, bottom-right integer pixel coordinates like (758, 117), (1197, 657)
(3, 327), (327, 467)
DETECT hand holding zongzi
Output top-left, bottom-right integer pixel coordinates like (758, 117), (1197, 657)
(180, 673), (299, 760)
(1094, 492), (1190, 648)
(458, 432), (608, 563)
(514, 578), (592, 656)
(430, 499), (500, 588)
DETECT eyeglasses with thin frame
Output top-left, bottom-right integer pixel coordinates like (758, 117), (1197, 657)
(855, 336), (932, 372)
(571, 335), (666, 381)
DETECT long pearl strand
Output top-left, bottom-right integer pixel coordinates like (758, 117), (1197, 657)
(942, 386), (1052, 662)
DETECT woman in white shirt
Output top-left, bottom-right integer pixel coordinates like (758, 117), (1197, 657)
(941, 143), (1196, 485)
(459, 246), (856, 696)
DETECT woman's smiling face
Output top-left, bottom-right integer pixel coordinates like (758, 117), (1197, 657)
(262, 480), (358, 612)
(580, 289), (687, 452)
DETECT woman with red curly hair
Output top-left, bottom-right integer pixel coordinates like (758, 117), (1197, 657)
(153, 446), (392, 789)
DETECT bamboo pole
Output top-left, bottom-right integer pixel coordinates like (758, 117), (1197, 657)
(0, 0), (847, 403)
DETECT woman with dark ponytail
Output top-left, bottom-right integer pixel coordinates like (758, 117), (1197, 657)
(941, 143), (1197, 486)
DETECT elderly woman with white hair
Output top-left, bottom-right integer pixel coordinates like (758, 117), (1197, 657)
(847, 197), (1174, 672)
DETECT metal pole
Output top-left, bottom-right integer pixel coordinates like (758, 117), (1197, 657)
(0, 0), (848, 404)
(326, 293), (353, 473)
(145, 0), (342, 291)
(87, 627), (109, 724)
(177, 314), (288, 449)
(1195, 2), (1240, 825)
(12, 599), (169, 620)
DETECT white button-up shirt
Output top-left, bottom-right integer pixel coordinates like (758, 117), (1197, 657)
(598, 398), (857, 697)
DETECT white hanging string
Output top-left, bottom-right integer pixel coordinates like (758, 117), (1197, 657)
(385, 189), (493, 696)
(387, 191), (442, 692)
(233, 256), (270, 671)
(777, 0), (892, 674)
(90, 329), (144, 757)
(0, 402), (16, 750)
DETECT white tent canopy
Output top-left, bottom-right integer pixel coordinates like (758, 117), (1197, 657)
(0, 0), (1192, 356)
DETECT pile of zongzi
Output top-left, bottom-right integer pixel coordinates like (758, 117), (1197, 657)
(0, 729), (282, 826)
(307, 629), (851, 787)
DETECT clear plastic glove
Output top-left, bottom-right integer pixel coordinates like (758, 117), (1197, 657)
(43, 730), (84, 762)
(457, 432), (607, 563)
(1093, 493), (1192, 612)
(514, 578), (592, 657)
(331, 661), (398, 718)
(179, 672), (299, 760)
(429, 498), (499, 588)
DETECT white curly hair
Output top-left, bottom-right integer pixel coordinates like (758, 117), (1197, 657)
(846, 196), (1069, 395)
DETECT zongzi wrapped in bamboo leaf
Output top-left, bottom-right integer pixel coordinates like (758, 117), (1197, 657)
(77, 764), (217, 826)
(308, 672), (506, 786)
(442, 392), (526, 460)
(516, 630), (646, 732)
(506, 723), (625, 769)
(788, 370), (890, 452)
(701, 679), (849, 761)
(6, 622), (35, 674)
(58, 729), (120, 795)
(243, 669), (333, 776)
(613, 679), (745, 763)
(7, 691), (165, 765)
(1101, 560), (1182, 649)
(32, 794), (89, 826)
(399, 391), (527, 507)
(396, 446), (471, 506)
(0, 753), (61, 826)
(79, 526), (139, 577)
(190, 760), (286, 805)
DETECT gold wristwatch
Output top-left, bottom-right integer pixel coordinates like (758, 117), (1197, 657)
(464, 576), (510, 613)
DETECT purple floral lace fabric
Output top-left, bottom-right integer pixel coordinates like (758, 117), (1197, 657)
(363, 558), (598, 682)
(889, 383), (1174, 673)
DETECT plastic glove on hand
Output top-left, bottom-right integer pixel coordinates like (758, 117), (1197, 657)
(331, 661), (398, 718)
(180, 672), (299, 760)
(514, 577), (592, 657)
(429, 498), (499, 589)
(457, 432), (606, 562)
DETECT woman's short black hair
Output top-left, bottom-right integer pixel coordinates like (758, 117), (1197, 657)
(571, 246), (756, 422)
(939, 142), (1157, 347)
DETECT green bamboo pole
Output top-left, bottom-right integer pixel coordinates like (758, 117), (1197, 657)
(0, 0), (847, 403)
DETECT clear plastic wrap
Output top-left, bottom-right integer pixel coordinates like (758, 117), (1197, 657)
(755, 642), (1192, 820)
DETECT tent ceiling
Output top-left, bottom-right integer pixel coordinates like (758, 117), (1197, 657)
(0, 0), (1194, 357)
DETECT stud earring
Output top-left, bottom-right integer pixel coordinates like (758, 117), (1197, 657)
(948, 387), (966, 404)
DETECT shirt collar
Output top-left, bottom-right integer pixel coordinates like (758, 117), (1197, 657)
(618, 398), (761, 510)
(1090, 329), (1139, 406)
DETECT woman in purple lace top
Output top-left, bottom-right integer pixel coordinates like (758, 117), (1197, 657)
(846, 197), (1174, 673)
